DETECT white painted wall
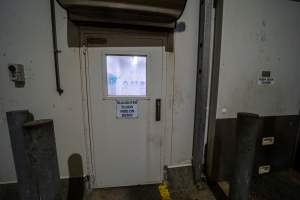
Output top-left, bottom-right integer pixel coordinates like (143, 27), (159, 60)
(0, 0), (200, 182)
(172, 0), (199, 164)
(0, 0), (87, 182)
(216, 0), (300, 119)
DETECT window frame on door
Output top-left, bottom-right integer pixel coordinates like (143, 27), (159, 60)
(101, 50), (152, 100)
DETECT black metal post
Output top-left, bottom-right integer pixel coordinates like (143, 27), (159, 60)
(24, 119), (62, 200)
(6, 110), (39, 200)
(229, 113), (260, 200)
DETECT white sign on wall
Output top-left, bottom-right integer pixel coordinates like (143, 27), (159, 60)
(116, 100), (138, 119)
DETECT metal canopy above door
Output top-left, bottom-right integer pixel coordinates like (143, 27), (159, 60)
(50, 0), (185, 94)
(57, 0), (187, 29)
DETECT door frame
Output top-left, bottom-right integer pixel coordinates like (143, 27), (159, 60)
(79, 42), (175, 188)
(205, 0), (224, 180)
(192, 0), (224, 182)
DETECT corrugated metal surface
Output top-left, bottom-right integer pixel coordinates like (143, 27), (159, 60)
(57, 0), (187, 28)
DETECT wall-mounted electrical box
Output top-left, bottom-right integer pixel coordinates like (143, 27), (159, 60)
(8, 64), (25, 88)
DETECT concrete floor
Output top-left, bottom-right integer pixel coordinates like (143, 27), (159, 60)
(87, 185), (161, 200)
(0, 179), (215, 200)
(214, 169), (300, 200)
(87, 183), (215, 200)
(166, 166), (215, 200)
(0, 166), (216, 200)
(87, 166), (215, 200)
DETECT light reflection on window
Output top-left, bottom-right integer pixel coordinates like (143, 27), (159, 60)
(106, 55), (147, 96)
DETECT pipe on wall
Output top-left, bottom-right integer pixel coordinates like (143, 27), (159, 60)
(50, 0), (64, 95)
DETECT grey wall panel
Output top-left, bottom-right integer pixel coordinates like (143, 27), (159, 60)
(211, 115), (300, 181)
(216, 0), (300, 119)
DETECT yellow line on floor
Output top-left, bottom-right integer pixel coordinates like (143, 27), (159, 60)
(158, 181), (171, 200)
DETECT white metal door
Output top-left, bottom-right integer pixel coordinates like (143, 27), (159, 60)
(87, 47), (165, 188)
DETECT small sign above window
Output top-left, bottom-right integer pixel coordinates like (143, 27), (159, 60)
(106, 55), (147, 96)
(116, 100), (138, 119)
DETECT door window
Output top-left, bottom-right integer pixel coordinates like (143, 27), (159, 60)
(105, 55), (147, 96)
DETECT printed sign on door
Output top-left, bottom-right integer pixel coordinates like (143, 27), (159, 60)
(116, 100), (138, 119)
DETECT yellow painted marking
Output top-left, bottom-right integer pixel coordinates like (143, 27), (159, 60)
(159, 181), (171, 200)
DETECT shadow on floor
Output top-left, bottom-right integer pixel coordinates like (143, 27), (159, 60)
(0, 183), (20, 200)
(0, 165), (216, 200)
(66, 154), (85, 200)
(167, 166), (215, 200)
(88, 185), (161, 200)
(251, 169), (300, 200)
(210, 169), (300, 200)
(88, 166), (215, 200)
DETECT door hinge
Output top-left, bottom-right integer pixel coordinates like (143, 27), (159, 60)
(213, 0), (218, 8)
(82, 45), (87, 55)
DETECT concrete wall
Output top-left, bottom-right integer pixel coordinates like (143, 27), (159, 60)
(216, 0), (300, 119)
(0, 0), (199, 182)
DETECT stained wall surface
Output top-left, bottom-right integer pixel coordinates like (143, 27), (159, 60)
(0, 0), (200, 182)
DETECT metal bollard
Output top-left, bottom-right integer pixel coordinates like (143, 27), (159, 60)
(6, 110), (39, 200)
(229, 113), (260, 200)
(24, 119), (62, 200)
